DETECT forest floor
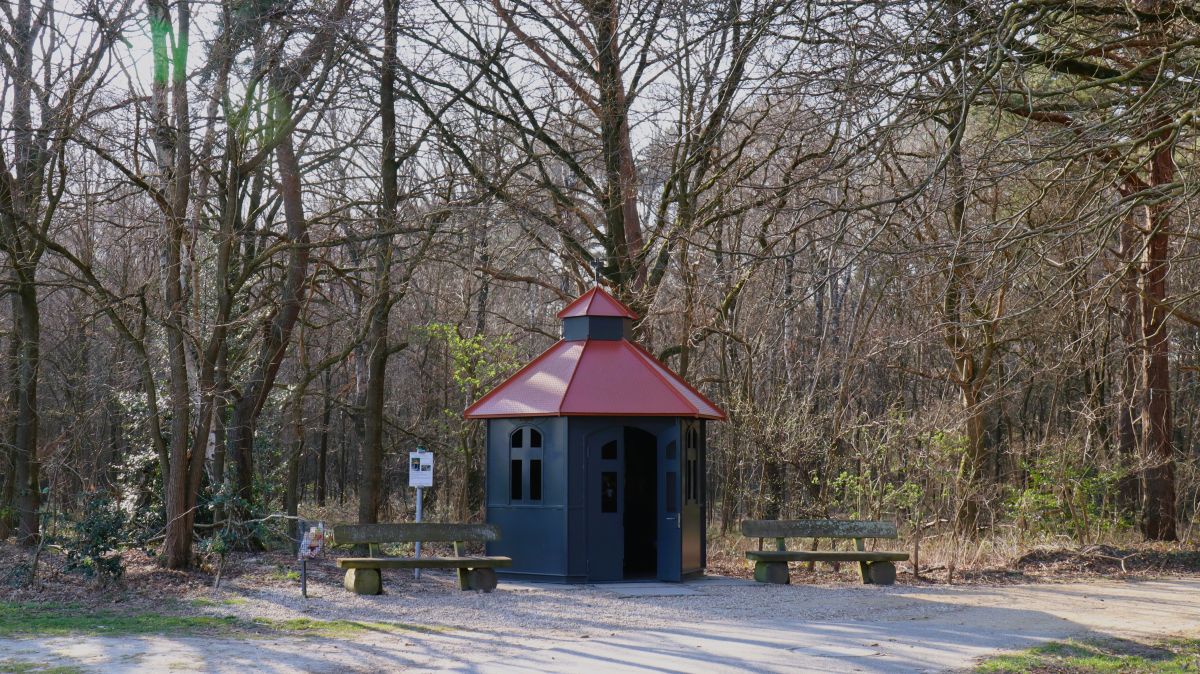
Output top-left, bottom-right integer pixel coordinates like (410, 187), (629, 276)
(1, 542), (1199, 672)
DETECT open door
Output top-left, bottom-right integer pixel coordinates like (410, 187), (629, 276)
(623, 428), (658, 579)
(657, 422), (682, 581)
(586, 428), (623, 581)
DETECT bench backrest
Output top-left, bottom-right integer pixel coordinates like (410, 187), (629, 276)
(334, 522), (501, 545)
(741, 519), (898, 540)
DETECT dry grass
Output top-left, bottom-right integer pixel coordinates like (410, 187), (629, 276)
(0, 540), (306, 608)
(2, 523), (1198, 610)
(705, 527), (1200, 585)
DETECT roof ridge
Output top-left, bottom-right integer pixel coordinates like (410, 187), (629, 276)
(619, 340), (701, 415)
(625, 340), (726, 420)
(556, 338), (587, 414)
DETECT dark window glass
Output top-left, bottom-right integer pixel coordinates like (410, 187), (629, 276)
(601, 472), (618, 512)
(530, 429), (542, 448)
(689, 459), (699, 502)
(511, 430), (523, 448)
(601, 440), (618, 461)
(529, 460), (542, 501)
(511, 459), (522, 501)
(686, 453), (696, 501)
(665, 440), (676, 461)
(666, 471), (677, 513)
(686, 445), (699, 502)
(694, 460), (700, 500)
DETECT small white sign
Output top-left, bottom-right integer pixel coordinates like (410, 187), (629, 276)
(409, 451), (434, 488)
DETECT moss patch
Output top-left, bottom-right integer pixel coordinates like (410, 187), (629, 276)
(187, 597), (246, 608)
(251, 617), (451, 637)
(977, 636), (1200, 673)
(0, 603), (241, 638)
(0, 661), (85, 674)
(0, 601), (452, 640)
(269, 566), (301, 582)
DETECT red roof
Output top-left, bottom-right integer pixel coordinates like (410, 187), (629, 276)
(463, 338), (725, 419)
(557, 286), (638, 319)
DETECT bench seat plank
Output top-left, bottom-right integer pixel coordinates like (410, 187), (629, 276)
(337, 556), (512, 570)
(746, 550), (909, 563)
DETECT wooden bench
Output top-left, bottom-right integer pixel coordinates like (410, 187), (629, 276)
(333, 522), (512, 595)
(742, 519), (909, 585)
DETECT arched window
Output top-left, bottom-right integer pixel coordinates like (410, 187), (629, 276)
(509, 426), (544, 504)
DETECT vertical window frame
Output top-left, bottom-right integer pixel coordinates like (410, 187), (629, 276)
(509, 425), (545, 505)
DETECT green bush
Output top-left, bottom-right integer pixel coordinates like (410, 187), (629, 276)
(63, 495), (127, 583)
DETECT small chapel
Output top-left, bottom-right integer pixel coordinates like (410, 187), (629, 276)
(464, 286), (725, 582)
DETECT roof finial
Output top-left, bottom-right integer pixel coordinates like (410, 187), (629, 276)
(591, 257), (603, 285)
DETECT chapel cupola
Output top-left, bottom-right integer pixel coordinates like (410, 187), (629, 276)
(557, 286), (636, 341)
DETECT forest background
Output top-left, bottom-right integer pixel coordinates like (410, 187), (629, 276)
(1, 0), (1198, 572)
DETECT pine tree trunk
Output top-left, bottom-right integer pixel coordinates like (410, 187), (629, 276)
(1139, 135), (1176, 541)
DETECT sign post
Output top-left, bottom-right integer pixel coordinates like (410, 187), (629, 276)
(409, 447), (434, 578)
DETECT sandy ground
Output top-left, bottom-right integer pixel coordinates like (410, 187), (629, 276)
(4, 573), (1200, 673)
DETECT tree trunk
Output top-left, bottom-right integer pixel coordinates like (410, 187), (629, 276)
(2, 0), (44, 547)
(227, 81), (315, 520)
(956, 386), (988, 534)
(589, 0), (644, 291)
(359, 0), (398, 526)
(1116, 209), (1141, 515)
(1139, 135), (1176, 541)
(943, 111), (992, 536)
(316, 370), (331, 507)
(284, 390), (306, 542)
(11, 274), (40, 545)
(152, 0), (198, 570)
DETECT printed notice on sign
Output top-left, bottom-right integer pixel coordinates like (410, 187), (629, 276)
(409, 451), (434, 487)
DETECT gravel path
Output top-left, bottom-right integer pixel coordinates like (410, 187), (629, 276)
(206, 567), (962, 629)
(4, 572), (1200, 673)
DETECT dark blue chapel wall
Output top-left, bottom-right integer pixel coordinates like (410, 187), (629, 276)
(485, 417), (572, 579)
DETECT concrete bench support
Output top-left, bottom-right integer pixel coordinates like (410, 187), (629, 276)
(343, 567), (382, 595)
(753, 561), (790, 585)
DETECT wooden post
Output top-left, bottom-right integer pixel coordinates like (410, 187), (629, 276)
(855, 537), (870, 584)
(453, 541), (469, 590)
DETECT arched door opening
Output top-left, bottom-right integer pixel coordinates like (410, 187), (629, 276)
(623, 427), (658, 579)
